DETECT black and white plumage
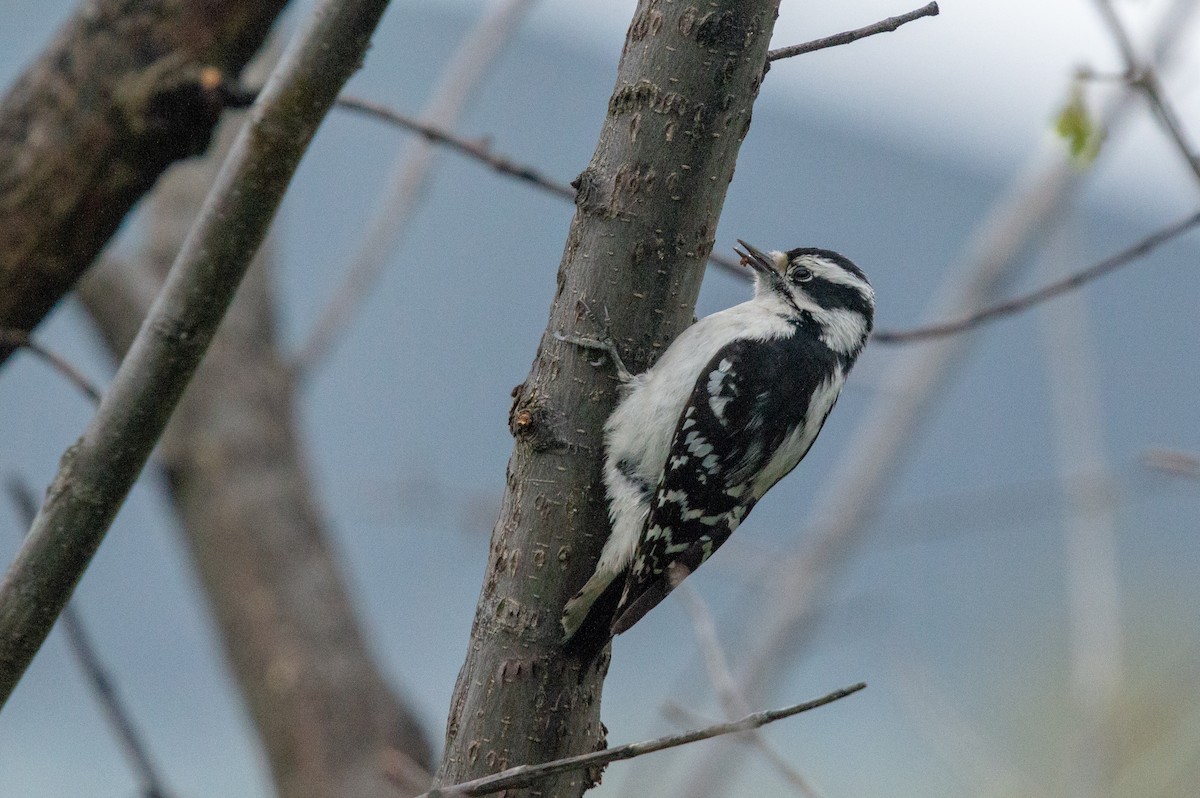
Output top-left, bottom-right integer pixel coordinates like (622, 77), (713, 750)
(560, 241), (874, 653)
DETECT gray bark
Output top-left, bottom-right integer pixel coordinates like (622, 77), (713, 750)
(433, 2), (781, 795)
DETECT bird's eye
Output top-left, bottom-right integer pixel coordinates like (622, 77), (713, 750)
(792, 267), (814, 282)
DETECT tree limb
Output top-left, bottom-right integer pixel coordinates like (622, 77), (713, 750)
(334, 95), (575, 199)
(420, 684), (865, 798)
(328, 95), (751, 280)
(0, 0), (290, 365)
(767, 2), (939, 62)
(0, 0), (395, 708)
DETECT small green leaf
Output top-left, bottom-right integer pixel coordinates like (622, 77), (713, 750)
(1054, 83), (1104, 165)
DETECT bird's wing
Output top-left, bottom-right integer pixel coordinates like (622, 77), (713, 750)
(610, 336), (829, 635)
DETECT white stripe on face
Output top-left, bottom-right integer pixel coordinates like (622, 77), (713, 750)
(791, 254), (874, 304)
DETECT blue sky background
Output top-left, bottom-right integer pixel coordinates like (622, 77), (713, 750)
(1, 2), (1199, 796)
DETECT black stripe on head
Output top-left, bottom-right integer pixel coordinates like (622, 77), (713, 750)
(784, 248), (874, 324)
(803, 277), (875, 325)
(786, 247), (870, 286)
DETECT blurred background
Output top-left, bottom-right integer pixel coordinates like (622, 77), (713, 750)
(1, 0), (1199, 795)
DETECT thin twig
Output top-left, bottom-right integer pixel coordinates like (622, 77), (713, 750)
(676, 585), (822, 798)
(330, 91), (1196, 343)
(295, 0), (539, 377)
(0, 0), (394, 707)
(417, 683), (865, 798)
(335, 96), (574, 200)
(767, 2), (939, 61)
(1091, 0), (1200, 185)
(5, 478), (173, 798)
(0, 329), (103, 403)
(873, 209), (1200, 343)
(331, 96), (758, 282)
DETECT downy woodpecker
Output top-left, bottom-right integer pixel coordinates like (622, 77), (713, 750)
(560, 241), (874, 654)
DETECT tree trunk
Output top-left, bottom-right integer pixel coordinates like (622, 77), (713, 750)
(434, 2), (780, 794)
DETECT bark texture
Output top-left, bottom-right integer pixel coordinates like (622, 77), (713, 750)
(0, 0), (289, 363)
(434, 2), (780, 795)
(78, 121), (432, 798)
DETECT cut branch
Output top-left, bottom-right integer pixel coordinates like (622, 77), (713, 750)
(0, 329), (103, 403)
(873, 209), (1200, 343)
(767, 2), (939, 62)
(0, 0), (395, 707)
(419, 684), (865, 798)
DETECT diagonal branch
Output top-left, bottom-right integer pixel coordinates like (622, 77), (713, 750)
(328, 95), (750, 280)
(418, 684), (865, 798)
(334, 95), (575, 199)
(873, 209), (1200, 343)
(1091, 0), (1200, 185)
(676, 585), (822, 797)
(4, 478), (173, 798)
(0, 0), (395, 708)
(767, 2), (939, 62)
(0, 329), (103, 403)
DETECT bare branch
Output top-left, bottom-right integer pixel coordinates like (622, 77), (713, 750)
(677, 585), (822, 798)
(0, 0), (395, 708)
(295, 0), (539, 377)
(418, 684), (865, 798)
(767, 2), (939, 62)
(0, 329), (102, 403)
(334, 95), (575, 200)
(5, 478), (173, 798)
(329, 84), (1192, 345)
(872, 209), (1200, 343)
(329, 96), (757, 284)
(1092, 0), (1200, 185)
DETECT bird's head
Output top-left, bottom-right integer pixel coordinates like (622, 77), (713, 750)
(734, 239), (875, 355)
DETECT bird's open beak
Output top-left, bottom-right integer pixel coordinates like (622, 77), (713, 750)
(734, 239), (778, 278)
